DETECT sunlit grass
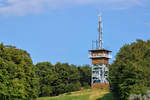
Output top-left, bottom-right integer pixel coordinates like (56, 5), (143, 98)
(37, 88), (114, 100)
(37, 95), (89, 100)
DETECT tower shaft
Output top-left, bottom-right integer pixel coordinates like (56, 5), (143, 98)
(99, 15), (102, 49)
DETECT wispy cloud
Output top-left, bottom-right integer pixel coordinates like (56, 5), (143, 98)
(0, 0), (147, 16)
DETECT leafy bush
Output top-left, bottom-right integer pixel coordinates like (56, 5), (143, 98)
(83, 82), (91, 89)
(129, 90), (150, 100)
(129, 94), (142, 100)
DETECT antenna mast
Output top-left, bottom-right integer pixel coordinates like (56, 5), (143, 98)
(98, 14), (102, 49)
(88, 14), (112, 88)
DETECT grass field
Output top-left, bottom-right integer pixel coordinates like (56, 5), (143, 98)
(37, 88), (115, 100)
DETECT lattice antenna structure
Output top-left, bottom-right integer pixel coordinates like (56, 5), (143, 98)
(88, 14), (112, 88)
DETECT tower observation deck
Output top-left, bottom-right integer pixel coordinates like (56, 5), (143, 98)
(88, 14), (112, 88)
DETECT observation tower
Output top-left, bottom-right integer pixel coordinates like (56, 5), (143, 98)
(88, 14), (112, 88)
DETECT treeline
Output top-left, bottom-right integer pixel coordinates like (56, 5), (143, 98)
(0, 43), (91, 100)
(36, 62), (91, 97)
(109, 39), (150, 100)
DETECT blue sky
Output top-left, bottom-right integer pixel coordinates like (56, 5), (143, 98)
(0, 0), (150, 65)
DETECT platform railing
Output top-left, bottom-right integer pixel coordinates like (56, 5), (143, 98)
(88, 53), (112, 58)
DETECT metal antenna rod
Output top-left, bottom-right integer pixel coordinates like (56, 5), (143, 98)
(92, 40), (94, 49)
(98, 14), (102, 49)
(96, 40), (98, 49)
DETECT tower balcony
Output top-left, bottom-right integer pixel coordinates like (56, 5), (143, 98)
(88, 53), (112, 59)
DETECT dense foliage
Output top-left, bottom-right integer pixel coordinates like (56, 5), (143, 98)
(78, 65), (91, 88)
(109, 39), (150, 100)
(0, 43), (92, 99)
(36, 62), (91, 97)
(0, 44), (38, 100)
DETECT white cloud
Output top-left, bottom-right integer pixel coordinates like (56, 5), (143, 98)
(0, 0), (146, 16)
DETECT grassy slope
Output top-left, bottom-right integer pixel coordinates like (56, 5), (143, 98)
(37, 88), (115, 100)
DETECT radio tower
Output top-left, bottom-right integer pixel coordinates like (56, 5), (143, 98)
(88, 14), (112, 88)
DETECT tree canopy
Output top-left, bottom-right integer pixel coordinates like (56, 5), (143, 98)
(0, 43), (92, 99)
(0, 43), (38, 100)
(109, 39), (150, 100)
(36, 62), (91, 96)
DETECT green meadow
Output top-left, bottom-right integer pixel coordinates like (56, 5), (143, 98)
(37, 89), (115, 100)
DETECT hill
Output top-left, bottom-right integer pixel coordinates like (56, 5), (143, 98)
(37, 88), (114, 100)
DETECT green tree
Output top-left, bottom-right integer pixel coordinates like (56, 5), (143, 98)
(109, 39), (150, 100)
(53, 62), (81, 95)
(78, 65), (91, 87)
(35, 62), (91, 97)
(36, 62), (58, 97)
(0, 43), (38, 100)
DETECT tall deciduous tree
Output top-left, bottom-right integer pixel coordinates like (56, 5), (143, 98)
(0, 43), (38, 100)
(36, 62), (58, 97)
(109, 39), (150, 100)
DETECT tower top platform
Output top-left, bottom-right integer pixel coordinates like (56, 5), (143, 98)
(88, 49), (112, 59)
(88, 14), (112, 60)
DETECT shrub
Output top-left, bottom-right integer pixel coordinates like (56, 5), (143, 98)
(83, 82), (91, 89)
